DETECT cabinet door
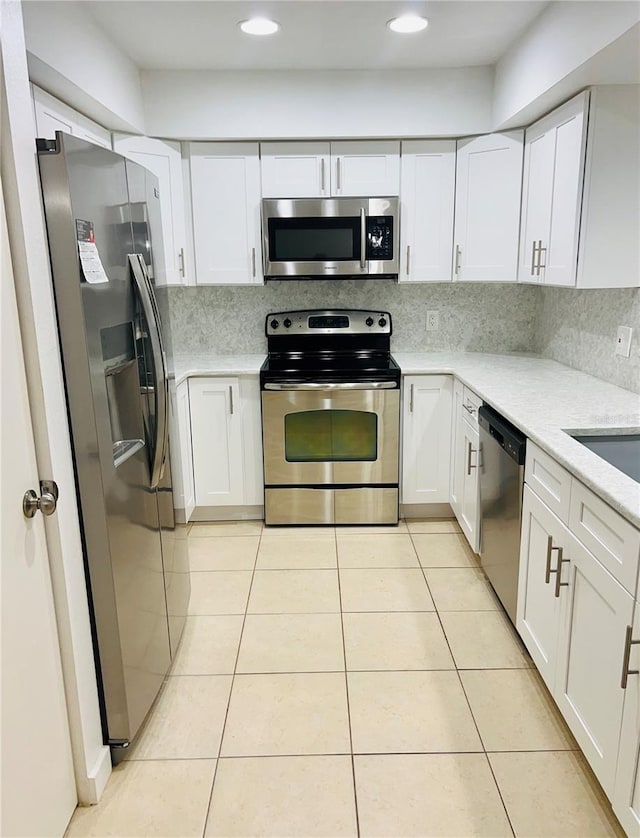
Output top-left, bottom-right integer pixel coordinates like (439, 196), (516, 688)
(554, 532), (635, 796)
(399, 141), (455, 282)
(454, 131), (523, 282)
(330, 141), (400, 197)
(113, 134), (188, 286)
(613, 601), (640, 836)
(189, 143), (262, 285)
(32, 85), (111, 148)
(239, 376), (264, 507)
(517, 485), (567, 690)
(402, 375), (452, 504)
(519, 129), (554, 284)
(173, 381), (195, 520)
(459, 418), (480, 552)
(449, 379), (464, 517)
(260, 142), (330, 198)
(189, 378), (244, 506)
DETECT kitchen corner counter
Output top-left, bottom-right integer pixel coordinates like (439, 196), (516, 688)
(170, 354), (265, 386)
(395, 352), (640, 527)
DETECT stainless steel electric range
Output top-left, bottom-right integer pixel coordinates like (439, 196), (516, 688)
(260, 309), (401, 525)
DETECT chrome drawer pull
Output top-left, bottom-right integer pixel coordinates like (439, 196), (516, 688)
(553, 549), (570, 598)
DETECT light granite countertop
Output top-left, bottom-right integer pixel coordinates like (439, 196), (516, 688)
(170, 350), (640, 527)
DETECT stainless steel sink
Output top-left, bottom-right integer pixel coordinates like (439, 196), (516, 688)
(569, 432), (640, 483)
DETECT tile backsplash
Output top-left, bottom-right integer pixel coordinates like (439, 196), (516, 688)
(167, 281), (539, 355)
(166, 282), (639, 393)
(534, 287), (640, 394)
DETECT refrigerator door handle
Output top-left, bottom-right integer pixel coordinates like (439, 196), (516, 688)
(129, 253), (169, 489)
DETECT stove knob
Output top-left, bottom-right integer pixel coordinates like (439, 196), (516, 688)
(365, 317), (374, 327)
(270, 319), (279, 330)
(378, 317), (387, 328)
(283, 318), (292, 328)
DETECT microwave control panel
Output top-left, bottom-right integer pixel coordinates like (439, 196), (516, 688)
(366, 216), (394, 260)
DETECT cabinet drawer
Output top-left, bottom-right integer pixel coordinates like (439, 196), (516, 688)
(569, 479), (640, 595)
(525, 441), (571, 524)
(461, 386), (481, 427)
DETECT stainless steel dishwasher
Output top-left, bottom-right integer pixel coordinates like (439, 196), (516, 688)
(478, 405), (526, 624)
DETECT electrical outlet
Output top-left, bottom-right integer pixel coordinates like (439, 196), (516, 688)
(426, 310), (439, 331)
(616, 326), (632, 358)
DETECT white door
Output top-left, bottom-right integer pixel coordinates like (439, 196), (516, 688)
(554, 532), (634, 796)
(113, 134), (188, 285)
(32, 84), (111, 149)
(1, 180), (77, 837)
(399, 141), (455, 282)
(260, 141), (330, 197)
(613, 601), (640, 836)
(330, 141), (400, 197)
(189, 143), (262, 284)
(189, 377), (244, 506)
(453, 131), (523, 282)
(519, 128), (554, 284)
(516, 485), (566, 690)
(402, 375), (452, 504)
(449, 379), (464, 517)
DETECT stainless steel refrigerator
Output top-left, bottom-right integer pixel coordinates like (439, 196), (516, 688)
(37, 133), (190, 758)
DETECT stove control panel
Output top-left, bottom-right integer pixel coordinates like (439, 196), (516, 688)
(265, 309), (392, 337)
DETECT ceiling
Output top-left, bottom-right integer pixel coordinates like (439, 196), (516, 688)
(85, 0), (549, 71)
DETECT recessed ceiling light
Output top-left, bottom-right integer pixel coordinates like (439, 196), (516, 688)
(388, 14), (428, 34)
(239, 17), (279, 36)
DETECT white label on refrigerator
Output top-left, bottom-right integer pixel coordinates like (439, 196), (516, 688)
(76, 219), (109, 284)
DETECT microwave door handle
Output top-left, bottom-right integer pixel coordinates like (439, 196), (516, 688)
(129, 253), (168, 490)
(360, 208), (366, 270)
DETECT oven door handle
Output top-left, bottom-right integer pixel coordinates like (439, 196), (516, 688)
(263, 381), (398, 391)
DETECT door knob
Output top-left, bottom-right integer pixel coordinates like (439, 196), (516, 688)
(23, 480), (59, 519)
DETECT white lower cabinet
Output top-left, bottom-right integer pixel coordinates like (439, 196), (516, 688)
(518, 484), (635, 798)
(170, 380), (195, 520)
(187, 376), (263, 511)
(402, 375), (452, 504)
(449, 379), (480, 551)
(613, 601), (640, 836)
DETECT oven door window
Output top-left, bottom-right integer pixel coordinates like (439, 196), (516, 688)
(284, 410), (377, 462)
(268, 217), (361, 262)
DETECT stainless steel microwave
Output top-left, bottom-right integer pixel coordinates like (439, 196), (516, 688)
(262, 197), (399, 280)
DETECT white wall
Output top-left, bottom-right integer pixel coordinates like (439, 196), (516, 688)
(21, 0), (145, 132)
(494, 1), (640, 128)
(0, 0), (111, 804)
(141, 67), (494, 139)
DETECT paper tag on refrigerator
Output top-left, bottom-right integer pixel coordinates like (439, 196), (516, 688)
(76, 220), (109, 284)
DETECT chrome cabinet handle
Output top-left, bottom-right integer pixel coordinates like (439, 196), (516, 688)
(320, 158), (326, 193)
(536, 240), (546, 276)
(545, 535), (554, 583)
(409, 383), (414, 413)
(530, 240), (538, 276)
(553, 548), (570, 597)
(406, 245), (411, 276)
(336, 157), (341, 192)
(229, 386), (234, 415)
(360, 208), (366, 270)
(454, 244), (462, 276)
(251, 247), (256, 278)
(466, 442), (476, 475)
(462, 402), (476, 415)
(621, 625), (640, 689)
(178, 247), (185, 277)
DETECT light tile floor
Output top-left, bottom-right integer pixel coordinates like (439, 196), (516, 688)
(67, 519), (625, 838)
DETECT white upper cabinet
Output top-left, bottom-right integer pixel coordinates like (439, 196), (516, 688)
(519, 86), (639, 289)
(453, 131), (524, 282)
(188, 142), (263, 285)
(260, 141), (400, 198)
(399, 141), (456, 282)
(113, 134), (188, 286)
(31, 85), (111, 149)
(261, 142), (330, 197)
(519, 91), (588, 287)
(330, 141), (400, 196)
